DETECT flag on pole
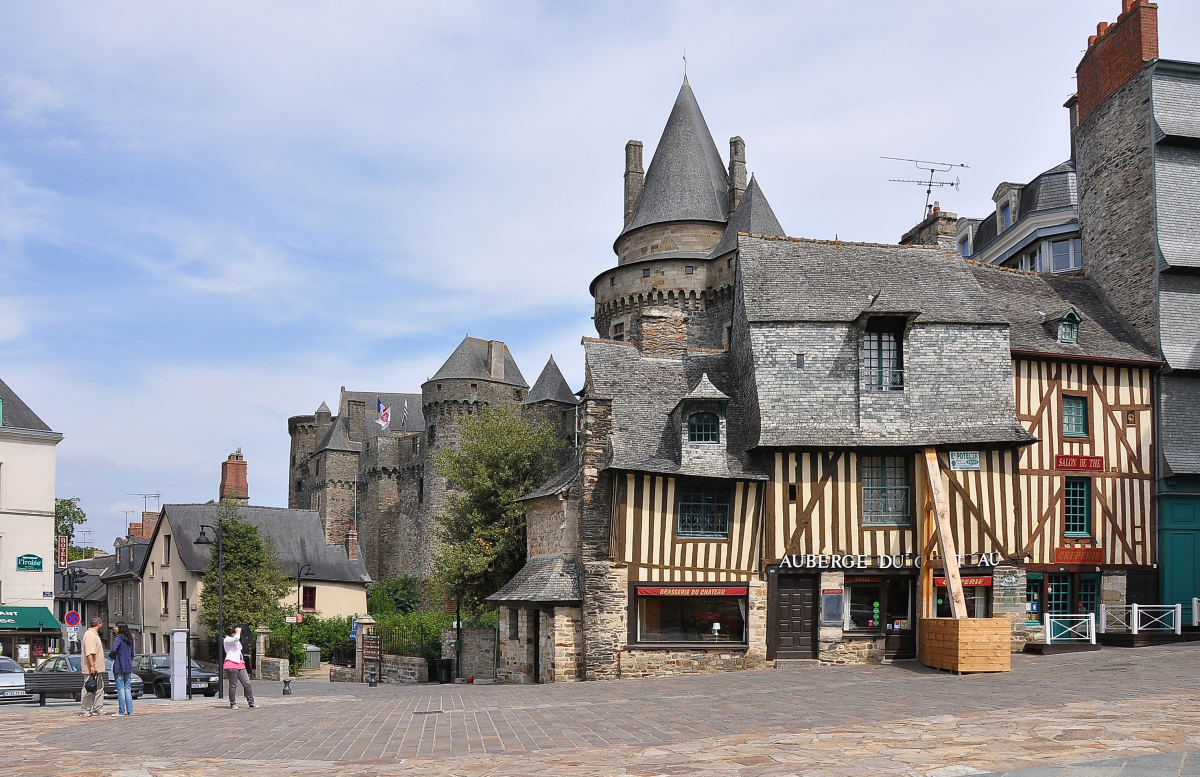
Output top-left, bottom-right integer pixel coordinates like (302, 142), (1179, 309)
(376, 398), (390, 429)
(402, 398), (409, 429)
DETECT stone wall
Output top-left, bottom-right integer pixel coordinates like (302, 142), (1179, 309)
(380, 655), (429, 684)
(992, 563), (1029, 652)
(820, 637), (886, 665)
(547, 607), (583, 682)
(581, 560), (627, 680)
(618, 648), (767, 677)
(614, 222), (723, 266)
(526, 491), (578, 559)
(260, 657), (288, 681)
(441, 627), (496, 680)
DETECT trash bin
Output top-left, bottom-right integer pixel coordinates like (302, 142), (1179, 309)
(435, 658), (453, 684)
(303, 644), (322, 671)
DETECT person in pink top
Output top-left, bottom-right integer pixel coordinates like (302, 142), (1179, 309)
(222, 626), (256, 709)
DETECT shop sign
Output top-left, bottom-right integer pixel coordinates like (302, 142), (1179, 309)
(844, 576), (881, 583)
(16, 554), (42, 571)
(934, 576), (993, 587)
(1053, 547), (1104, 564)
(1055, 455), (1104, 471)
(362, 634), (382, 661)
(949, 451), (981, 471)
(777, 552), (1004, 570)
(636, 587), (748, 596)
(56, 536), (69, 567)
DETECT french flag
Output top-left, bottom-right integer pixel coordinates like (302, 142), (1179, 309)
(376, 398), (391, 429)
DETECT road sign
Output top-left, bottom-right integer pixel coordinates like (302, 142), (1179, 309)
(285, 615), (298, 624)
(66, 626), (79, 634)
(296, 612), (304, 624)
(64, 611), (81, 627)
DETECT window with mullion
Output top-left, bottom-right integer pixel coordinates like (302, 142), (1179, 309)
(677, 481), (730, 538)
(861, 455), (910, 525)
(687, 412), (720, 444)
(1062, 395), (1088, 436)
(863, 332), (903, 390)
(1064, 477), (1090, 536)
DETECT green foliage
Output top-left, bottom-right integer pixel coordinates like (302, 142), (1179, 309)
(67, 546), (96, 562)
(373, 609), (455, 634)
(367, 575), (423, 616)
(55, 497), (87, 539)
(266, 612), (354, 674)
(199, 498), (291, 646)
(430, 406), (564, 614)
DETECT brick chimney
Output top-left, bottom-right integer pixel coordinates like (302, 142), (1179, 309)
(220, 448), (249, 504)
(139, 510), (160, 540)
(344, 529), (359, 561)
(899, 202), (959, 248)
(623, 140), (644, 226)
(346, 399), (366, 442)
(727, 136), (747, 213)
(1075, 1), (1158, 125)
(486, 340), (507, 381)
(632, 307), (688, 360)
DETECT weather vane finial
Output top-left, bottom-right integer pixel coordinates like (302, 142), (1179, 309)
(683, 49), (687, 77)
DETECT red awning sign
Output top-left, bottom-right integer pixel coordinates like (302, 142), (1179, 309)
(934, 577), (993, 587)
(1056, 455), (1104, 471)
(636, 587), (748, 597)
(1054, 547), (1104, 564)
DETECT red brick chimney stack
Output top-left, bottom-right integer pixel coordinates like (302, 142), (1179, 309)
(1075, 1), (1158, 125)
(344, 529), (359, 561)
(220, 448), (249, 504)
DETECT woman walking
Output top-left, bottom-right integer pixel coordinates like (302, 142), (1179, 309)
(110, 622), (136, 716)
(222, 625), (256, 709)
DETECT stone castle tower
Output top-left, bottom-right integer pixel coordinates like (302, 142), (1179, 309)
(591, 77), (786, 350)
(287, 338), (578, 581)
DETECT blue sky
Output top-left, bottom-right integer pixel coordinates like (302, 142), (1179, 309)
(2, 1), (1197, 547)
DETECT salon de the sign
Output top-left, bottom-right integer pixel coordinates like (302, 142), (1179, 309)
(776, 551), (1006, 570)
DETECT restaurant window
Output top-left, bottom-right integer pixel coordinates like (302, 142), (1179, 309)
(862, 318), (904, 391)
(635, 585), (747, 643)
(687, 412), (720, 444)
(1026, 573), (1043, 624)
(935, 576), (993, 618)
(302, 586), (317, 611)
(676, 480), (729, 538)
(1064, 477), (1091, 536)
(861, 455), (910, 525)
(842, 576), (913, 633)
(1062, 395), (1088, 437)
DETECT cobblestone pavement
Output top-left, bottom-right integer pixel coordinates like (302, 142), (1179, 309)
(4, 643), (1200, 777)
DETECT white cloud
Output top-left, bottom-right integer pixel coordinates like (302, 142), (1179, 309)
(2, 74), (64, 128)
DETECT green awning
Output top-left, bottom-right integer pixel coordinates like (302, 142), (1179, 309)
(0, 607), (61, 630)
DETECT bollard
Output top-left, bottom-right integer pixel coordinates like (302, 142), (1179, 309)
(368, 676), (377, 688)
(282, 678), (292, 696)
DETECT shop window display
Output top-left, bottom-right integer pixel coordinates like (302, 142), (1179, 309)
(636, 591), (747, 643)
(935, 578), (993, 618)
(842, 577), (913, 632)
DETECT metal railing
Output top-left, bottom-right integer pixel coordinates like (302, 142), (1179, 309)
(1045, 613), (1096, 644)
(376, 623), (439, 665)
(864, 367), (904, 391)
(1098, 604), (1183, 635)
(861, 487), (911, 525)
(1193, 597), (1198, 628)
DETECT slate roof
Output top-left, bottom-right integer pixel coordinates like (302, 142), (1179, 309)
(342, 390), (425, 435)
(522, 356), (578, 406)
(486, 555), (581, 605)
(59, 557), (116, 602)
(969, 263), (1157, 363)
(583, 339), (766, 479)
(620, 78), (730, 239)
(1161, 375), (1200, 475)
(519, 456), (581, 502)
(971, 161), (1078, 256)
(1159, 273), (1200, 371)
(0, 377), (54, 433)
(1154, 144), (1200, 270)
(1153, 71), (1200, 139)
(102, 538), (151, 582)
(316, 414), (359, 454)
(428, 337), (527, 388)
(679, 372), (730, 402)
(709, 176), (786, 258)
(738, 236), (1006, 325)
(150, 504), (371, 584)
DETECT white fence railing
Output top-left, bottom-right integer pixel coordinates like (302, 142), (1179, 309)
(1045, 613), (1096, 644)
(1098, 604), (1183, 635)
(1193, 597), (1198, 628)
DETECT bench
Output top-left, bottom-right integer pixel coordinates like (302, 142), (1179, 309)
(24, 671), (85, 706)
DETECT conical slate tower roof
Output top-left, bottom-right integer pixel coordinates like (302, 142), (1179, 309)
(709, 176), (786, 258)
(428, 336), (528, 388)
(621, 78), (730, 238)
(523, 356), (578, 406)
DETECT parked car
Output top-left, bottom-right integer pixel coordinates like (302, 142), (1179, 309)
(0, 656), (31, 702)
(133, 654), (220, 698)
(30, 654), (144, 701)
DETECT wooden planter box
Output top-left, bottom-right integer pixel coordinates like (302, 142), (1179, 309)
(918, 617), (1011, 673)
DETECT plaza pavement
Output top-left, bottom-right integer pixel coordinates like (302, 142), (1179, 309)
(3, 642), (1199, 777)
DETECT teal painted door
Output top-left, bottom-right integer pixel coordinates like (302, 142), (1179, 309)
(1161, 498), (1200, 625)
(1047, 573), (1074, 640)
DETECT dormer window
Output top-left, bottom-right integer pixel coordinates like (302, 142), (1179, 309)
(687, 412), (720, 444)
(1002, 204), (1011, 229)
(960, 238), (970, 258)
(863, 317), (905, 391)
(1056, 308), (1082, 344)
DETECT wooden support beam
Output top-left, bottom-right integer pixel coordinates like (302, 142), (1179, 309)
(924, 448), (967, 619)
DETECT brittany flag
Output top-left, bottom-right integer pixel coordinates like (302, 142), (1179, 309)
(376, 398), (391, 429)
(401, 398), (409, 429)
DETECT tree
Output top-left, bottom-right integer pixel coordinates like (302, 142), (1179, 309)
(199, 497), (291, 642)
(367, 575), (423, 616)
(55, 497), (95, 561)
(431, 405), (564, 613)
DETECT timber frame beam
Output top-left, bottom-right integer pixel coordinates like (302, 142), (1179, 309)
(923, 448), (967, 619)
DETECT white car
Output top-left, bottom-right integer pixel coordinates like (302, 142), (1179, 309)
(0, 656), (30, 702)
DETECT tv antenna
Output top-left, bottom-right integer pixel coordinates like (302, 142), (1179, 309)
(882, 156), (969, 219)
(127, 493), (161, 512)
(121, 510), (137, 527)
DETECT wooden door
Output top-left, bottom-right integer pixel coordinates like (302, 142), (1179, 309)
(772, 575), (816, 659)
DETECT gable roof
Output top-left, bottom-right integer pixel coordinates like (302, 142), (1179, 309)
(428, 337), (527, 388)
(709, 176), (786, 258)
(316, 414), (358, 454)
(486, 554), (581, 605)
(0, 377), (55, 433)
(523, 356), (578, 406)
(620, 78), (729, 239)
(147, 504), (371, 585)
(969, 263), (1158, 363)
(738, 235), (1006, 325)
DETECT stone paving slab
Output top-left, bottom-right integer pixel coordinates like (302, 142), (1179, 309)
(975, 749), (1200, 776)
(3, 643), (1200, 776)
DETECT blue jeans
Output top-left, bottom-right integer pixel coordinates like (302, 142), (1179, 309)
(114, 673), (133, 715)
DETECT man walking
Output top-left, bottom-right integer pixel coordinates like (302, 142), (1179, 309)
(79, 616), (106, 717)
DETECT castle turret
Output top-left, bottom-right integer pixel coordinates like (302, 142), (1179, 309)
(522, 356), (579, 458)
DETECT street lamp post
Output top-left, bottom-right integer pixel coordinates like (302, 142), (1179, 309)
(194, 519), (223, 698)
(293, 563), (314, 666)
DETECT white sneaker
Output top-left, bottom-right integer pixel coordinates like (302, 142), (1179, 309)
(229, 704), (238, 710)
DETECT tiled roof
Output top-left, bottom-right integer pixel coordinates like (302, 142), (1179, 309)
(969, 262), (1157, 363)
(1154, 145), (1200, 270)
(738, 235), (1006, 324)
(342, 391), (425, 434)
(428, 337), (527, 388)
(1154, 71), (1200, 139)
(0, 377), (54, 432)
(486, 555), (581, 605)
(620, 78), (729, 238)
(972, 161), (1078, 255)
(1161, 375), (1200, 475)
(523, 356), (578, 406)
(1160, 273), (1200, 371)
(709, 176), (785, 258)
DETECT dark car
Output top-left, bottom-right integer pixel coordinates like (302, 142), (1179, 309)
(32, 655), (144, 701)
(133, 654), (220, 698)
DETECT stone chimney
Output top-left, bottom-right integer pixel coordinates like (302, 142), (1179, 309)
(487, 340), (506, 381)
(631, 307), (688, 360)
(1076, 0), (1158, 125)
(727, 136), (747, 213)
(344, 529), (359, 561)
(624, 140), (644, 226)
(220, 449), (249, 504)
(899, 202), (959, 250)
(346, 399), (366, 442)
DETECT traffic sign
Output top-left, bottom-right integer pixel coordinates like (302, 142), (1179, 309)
(64, 611), (81, 627)
(66, 626), (79, 634)
(296, 612), (304, 624)
(285, 615), (298, 624)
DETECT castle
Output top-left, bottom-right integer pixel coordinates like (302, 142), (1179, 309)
(287, 339), (578, 581)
